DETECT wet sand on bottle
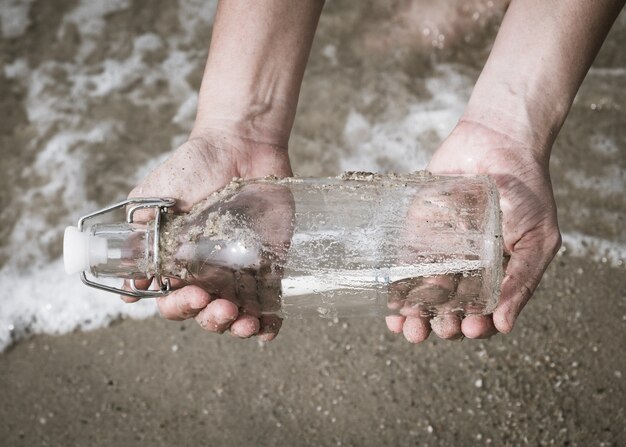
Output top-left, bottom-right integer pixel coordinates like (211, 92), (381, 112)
(1, 1), (625, 446)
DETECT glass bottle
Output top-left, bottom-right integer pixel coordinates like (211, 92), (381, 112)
(64, 172), (503, 319)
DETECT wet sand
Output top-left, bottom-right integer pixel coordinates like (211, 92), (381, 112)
(1, 1), (625, 445)
(1, 256), (625, 446)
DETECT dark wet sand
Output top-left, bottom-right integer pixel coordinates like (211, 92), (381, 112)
(1, 256), (624, 446)
(1, 1), (625, 446)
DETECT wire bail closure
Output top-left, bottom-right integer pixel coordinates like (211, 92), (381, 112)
(77, 197), (176, 298)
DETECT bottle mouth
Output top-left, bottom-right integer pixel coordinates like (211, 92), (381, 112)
(63, 226), (108, 274)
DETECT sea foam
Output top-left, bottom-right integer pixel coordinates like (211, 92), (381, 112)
(0, 0), (623, 352)
(0, 0), (215, 350)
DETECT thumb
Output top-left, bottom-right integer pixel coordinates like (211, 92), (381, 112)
(493, 229), (561, 333)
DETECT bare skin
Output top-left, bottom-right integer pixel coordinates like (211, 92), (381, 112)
(386, 119), (561, 341)
(126, 0), (624, 342)
(124, 134), (292, 341)
(123, 0), (323, 340)
(386, 0), (624, 341)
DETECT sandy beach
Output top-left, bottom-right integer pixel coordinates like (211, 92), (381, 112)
(1, 1), (624, 445)
(1, 255), (625, 446)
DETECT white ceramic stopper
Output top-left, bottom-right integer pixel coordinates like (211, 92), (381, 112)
(63, 226), (108, 274)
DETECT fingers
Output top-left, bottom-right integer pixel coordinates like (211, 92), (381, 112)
(256, 266), (283, 314)
(236, 270), (261, 317)
(461, 315), (497, 339)
(195, 299), (239, 333)
(258, 315), (283, 342)
(120, 295), (139, 304)
(152, 281), (268, 339)
(228, 270), (262, 339)
(402, 316), (431, 343)
(493, 275), (531, 334)
(120, 278), (151, 303)
(120, 277), (187, 303)
(404, 275), (456, 308)
(493, 230), (560, 333)
(122, 272), (274, 340)
(385, 315), (405, 333)
(430, 314), (463, 340)
(388, 313), (498, 340)
(157, 285), (211, 321)
(229, 315), (261, 338)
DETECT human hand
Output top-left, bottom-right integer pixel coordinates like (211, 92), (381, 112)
(118, 0), (323, 341)
(386, 120), (561, 342)
(123, 131), (293, 341)
(385, 0), (624, 344)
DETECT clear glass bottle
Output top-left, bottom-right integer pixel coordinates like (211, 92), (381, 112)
(64, 172), (503, 319)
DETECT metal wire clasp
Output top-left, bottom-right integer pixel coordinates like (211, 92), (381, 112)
(78, 197), (176, 299)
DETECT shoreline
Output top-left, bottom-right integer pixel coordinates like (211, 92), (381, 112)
(1, 1), (624, 445)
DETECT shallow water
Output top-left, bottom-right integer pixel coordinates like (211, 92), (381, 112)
(0, 0), (624, 351)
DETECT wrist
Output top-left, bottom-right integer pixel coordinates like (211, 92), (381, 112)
(192, 67), (298, 148)
(180, 132), (292, 179)
(190, 0), (323, 150)
(192, 82), (296, 150)
(463, 80), (568, 160)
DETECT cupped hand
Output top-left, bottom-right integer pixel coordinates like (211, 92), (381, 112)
(123, 131), (293, 341)
(387, 120), (562, 342)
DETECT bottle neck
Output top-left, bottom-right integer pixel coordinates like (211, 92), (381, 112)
(87, 219), (264, 282)
(88, 222), (154, 279)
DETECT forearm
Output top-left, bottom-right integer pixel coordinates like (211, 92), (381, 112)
(192, 0), (324, 147)
(465, 0), (624, 156)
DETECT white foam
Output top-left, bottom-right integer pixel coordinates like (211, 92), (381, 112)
(7, 124), (119, 270)
(589, 134), (619, 156)
(0, 260), (157, 351)
(588, 67), (626, 77)
(63, 0), (130, 38)
(0, 1), (624, 352)
(561, 232), (626, 267)
(322, 44), (338, 66)
(0, 0), (214, 351)
(3, 57), (28, 78)
(173, 94), (199, 126)
(340, 64), (468, 172)
(562, 165), (625, 198)
(0, 0), (35, 38)
(177, 0), (217, 44)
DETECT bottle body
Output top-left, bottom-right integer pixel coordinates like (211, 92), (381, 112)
(83, 173), (503, 318)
